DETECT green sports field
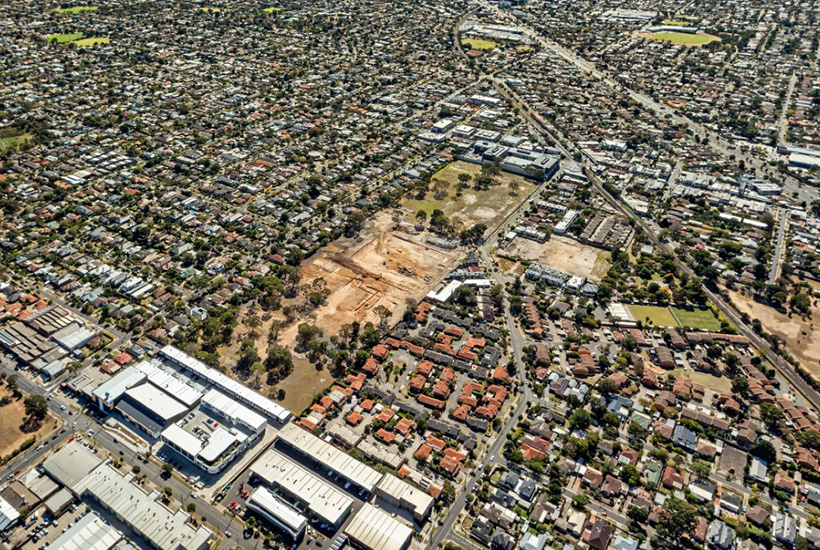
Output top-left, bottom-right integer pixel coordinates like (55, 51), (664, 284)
(670, 307), (722, 331)
(627, 305), (679, 327)
(0, 133), (32, 150)
(649, 32), (718, 45)
(72, 37), (109, 47)
(54, 6), (97, 14)
(461, 38), (499, 51)
(48, 33), (84, 43)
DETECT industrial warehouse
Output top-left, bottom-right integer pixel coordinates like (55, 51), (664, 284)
(250, 449), (354, 530)
(88, 347), (290, 473)
(41, 442), (213, 550)
(275, 423), (384, 496)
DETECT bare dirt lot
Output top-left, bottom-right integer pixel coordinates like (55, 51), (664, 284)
(503, 235), (610, 281)
(0, 387), (56, 460)
(730, 290), (820, 374)
(280, 212), (462, 345)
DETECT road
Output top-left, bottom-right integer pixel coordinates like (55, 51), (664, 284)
(769, 209), (789, 284)
(777, 72), (797, 143)
(426, 239), (533, 550)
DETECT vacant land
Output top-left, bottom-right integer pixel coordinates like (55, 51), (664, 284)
(671, 307), (722, 331)
(461, 38), (499, 51)
(279, 211), (462, 347)
(275, 356), (332, 413)
(663, 20), (692, 26)
(645, 31), (720, 45)
(55, 6), (97, 14)
(73, 37), (110, 47)
(671, 369), (731, 393)
(628, 305), (679, 327)
(48, 33), (84, 43)
(0, 388), (55, 459)
(730, 290), (820, 376)
(197, 7), (222, 12)
(0, 132), (32, 150)
(402, 161), (535, 232)
(505, 235), (610, 281)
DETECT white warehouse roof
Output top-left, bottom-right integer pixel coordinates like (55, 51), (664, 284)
(202, 388), (266, 433)
(45, 512), (122, 550)
(122, 383), (189, 422)
(135, 360), (202, 408)
(344, 504), (413, 550)
(277, 423), (384, 493)
(74, 464), (212, 550)
(160, 345), (291, 423)
(251, 449), (353, 526)
(247, 487), (306, 537)
(92, 366), (146, 406)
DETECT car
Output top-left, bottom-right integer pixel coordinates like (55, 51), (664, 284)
(226, 532), (232, 539)
(60, 405), (67, 411)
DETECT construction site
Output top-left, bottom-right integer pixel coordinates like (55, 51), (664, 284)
(279, 211), (463, 348)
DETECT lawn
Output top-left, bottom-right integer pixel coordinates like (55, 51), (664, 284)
(47, 33), (84, 43)
(461, 38), (499, 51)
(627, 305), (679, 327)
(670, 307), (722, 331)
(262, 7), (284, 12)
(72, 37), (110, 47)
(54, 6), (97, 14)
(0, 132), (32, 150)
(649, 32), (719, 45)
(401, 161), (535, 232)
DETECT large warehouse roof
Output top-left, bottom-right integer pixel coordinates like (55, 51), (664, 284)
(92, 366), (146, 405)
(160, 345), (291, 423)
(247, 487), (306, 538)
(74, 464), (212, 550)
(343, 504), (413, 550)
(45, 512), (122, 550)
(0, 495), (19, 532)
(251, 449), (353, 526)
(202, 388), (266, 433)
(122, 383), (189, 422)
(376, 474), (434, 520)
(43, 441), (102, 492)
(276, 423), (384, 493)
(135, 360), (202, 408)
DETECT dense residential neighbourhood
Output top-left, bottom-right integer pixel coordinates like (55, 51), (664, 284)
(0, 1), (819, 550)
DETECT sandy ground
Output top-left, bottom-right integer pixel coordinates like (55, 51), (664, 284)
(729, 290), (820, 374)
(505, 235), (610, 281)
(279, 212), (462, 347)
(0, 388), (55, 459)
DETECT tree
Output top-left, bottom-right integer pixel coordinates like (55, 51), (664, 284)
(759, 402), (785, 431)
(657, 498), (698, 543)
(597, 378), (619, 396)
(690, 460), (712, 479)
(628, 505), (649, 524)
(750, 439), (777, 464)
(568, 408), (591, 431)
(24, 395), (48, 421)
(296, 323), (323, 349)
(731, 377), (749, 397)
(187, 502), (197, 513)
